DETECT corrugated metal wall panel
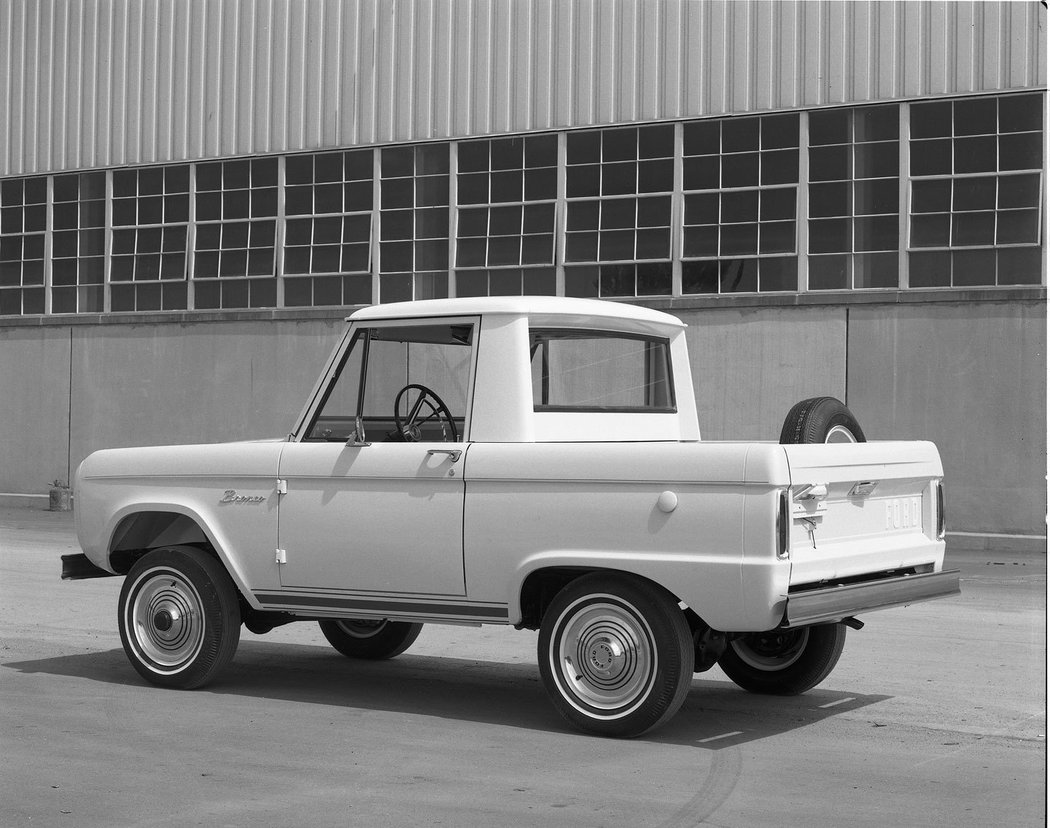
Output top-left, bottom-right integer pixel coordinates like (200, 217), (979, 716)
(1, 0), (1045, 176)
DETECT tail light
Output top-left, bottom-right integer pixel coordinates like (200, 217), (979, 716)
(776, 488), (790, 559)
(936, 481), (947, 540)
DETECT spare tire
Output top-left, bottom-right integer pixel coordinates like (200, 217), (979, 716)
(779, 396), (866, 444)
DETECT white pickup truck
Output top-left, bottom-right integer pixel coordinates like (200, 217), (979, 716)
(63, 296), (959, 737)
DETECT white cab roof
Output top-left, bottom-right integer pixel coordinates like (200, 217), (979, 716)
(347, 296), (685, 329)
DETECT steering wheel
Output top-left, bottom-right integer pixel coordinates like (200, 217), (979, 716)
(393, 384), (459, 442)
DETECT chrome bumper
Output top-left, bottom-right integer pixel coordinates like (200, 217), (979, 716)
(782, 569), (961, 628)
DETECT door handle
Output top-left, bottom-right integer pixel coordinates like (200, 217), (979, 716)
(426, 449), (462, 463)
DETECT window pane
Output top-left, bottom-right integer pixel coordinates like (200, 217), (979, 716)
(809, 218), (851, 253)
(910, 139), (952, 176)
(855, 179), (897, 215)
(954, 98), (997, 136)
(809, 145), (851, 181)
(682, 259), (719, 294)
(996, 209), (1039, 244)
(999, 94), (1043, 133)
(855, 105), (898, 142)
(952, 177), (996, 211)
(854, 252), (898, 288)
(759, 221), (795, 254)
(910, 214), (950, 247)
(912, 180), (951, 213)
(759, 256), (798, 291)
(998, 133), (1042, 171)
(997, 246), (1042, 285)
(855, 216), (897, 251)
(722, 118), (759, 152)
(720, 258), (758, 292)
(952, 212), (995, 246)
(809, 254), (850, 290)
(809, 110), (851, 145)
(721, 153), (759, 188)
(954, 136), (996, 173)
(951, 247), (996, 286)
(909, 250), (951, 287)
(854, 142), (898, 178)
(997, 174), (1040, 208)
(911, 101), (952, 139)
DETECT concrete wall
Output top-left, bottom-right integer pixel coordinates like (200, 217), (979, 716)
(0, 297), (1044, 536)
(848, 301), (1046, 537)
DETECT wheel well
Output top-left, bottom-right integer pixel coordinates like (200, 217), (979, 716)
(108, 511), (215, 574)
(517, 567), (690, 631)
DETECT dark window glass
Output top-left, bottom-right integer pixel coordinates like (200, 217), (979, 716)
(908, 250), (951, 287)
(855, 105), (898, 142)
(809, 145), (851, 181)
(567, 131), (601, 164)
(951, 212), (995, 246)
(684, 192), (719, 225)
(722, 118), (759, 152)
(911, 101), (952, 139)
(759, 221), (795, 254)
(810, 110), (851, 145)
(996, 209), (1039, 245)
(855, 179), (898, 215)
(809, 254), (850, 290)
(952, 177), (997, 211)
(997, 246), (1042, 285)
(954, 97), (997, 136)
(525, 134), (558, 168)
(638, 124), (674, 158)
(682, 259), (719, 294)
(721, 191), (758, 223)
(809, 218), (852, 253)
(854, 142), (898, 178)
(854, 216), (897, 252)
(952, 247), (996, 286)
(683, 226), (719, 257)
(488, 137), (521, 171)
(760, 188), (796, 221)
(998, 174), (1040, 208)
(458, 141), (489, 173)
(911, 214), (951, 247)
(912, 180), (951, 213)
(761, 113), (800, 149)
(720, 258), (758, 292)
(998, 133), (1042, 171)
(683, 156), (720, 190)
(910, 139), (953, 176)
(954, 136), (996, 173)
(759, 257), (798, 291)
(722, 153), (759, 188)
(683, 121), (720, 155)
(602, 128), (637, 162)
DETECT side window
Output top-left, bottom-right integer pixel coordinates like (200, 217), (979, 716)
(306, 322), (474, 442)
(530, 329), (675, 412)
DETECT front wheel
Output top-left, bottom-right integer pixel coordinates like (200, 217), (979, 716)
(718, 623), (847, 695)
(538, 574), (693, 738)
(318, 618), (423, 659)
(118, 546), (241, 689)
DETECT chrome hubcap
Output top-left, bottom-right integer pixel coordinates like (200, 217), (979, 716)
(731, 628), (810, 672)
(336, 618), (387, 638)
(129, 570), (204, 671)
(554, 598), (655, 713)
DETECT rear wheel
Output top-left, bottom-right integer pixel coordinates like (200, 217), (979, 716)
(318, 618), (423, 659)
(780, 396), (866, 444)
(718, 623), (847, 695)
(538, 574), (693, 738)
(118, 546), (241, 689)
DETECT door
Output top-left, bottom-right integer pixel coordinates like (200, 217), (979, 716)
(276, 316), (477, 597)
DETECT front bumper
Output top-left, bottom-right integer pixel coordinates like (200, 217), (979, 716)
(782, 569), (961, 628)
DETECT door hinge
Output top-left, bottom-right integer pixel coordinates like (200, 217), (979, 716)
(276, 548), (287, 565)
(276, 478), (288, 495)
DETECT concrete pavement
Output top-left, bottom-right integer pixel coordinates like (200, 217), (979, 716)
(1, 505), (1045, 827)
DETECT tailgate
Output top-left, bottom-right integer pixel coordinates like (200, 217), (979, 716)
(782, 441), (947, 587)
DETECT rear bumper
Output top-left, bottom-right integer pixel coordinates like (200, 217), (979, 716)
(782, 569), (961, 628)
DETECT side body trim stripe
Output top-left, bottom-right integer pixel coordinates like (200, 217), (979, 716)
(254, 592), (509, 619)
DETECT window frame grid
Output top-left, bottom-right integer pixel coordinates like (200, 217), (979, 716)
(108, 164), (193, 313)
(281, 149), (375, 308)
(453, 134), (560, 297)
(679, 112), (803, 295)
(905, 93), (1045, 289)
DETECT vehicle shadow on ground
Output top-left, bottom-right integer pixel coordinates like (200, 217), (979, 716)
(3, 641), (890, 749)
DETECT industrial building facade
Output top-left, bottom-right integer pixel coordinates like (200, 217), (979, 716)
(0, 0), (1045, 542)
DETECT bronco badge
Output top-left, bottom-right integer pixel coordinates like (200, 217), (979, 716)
(220, 490), (266, 504)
